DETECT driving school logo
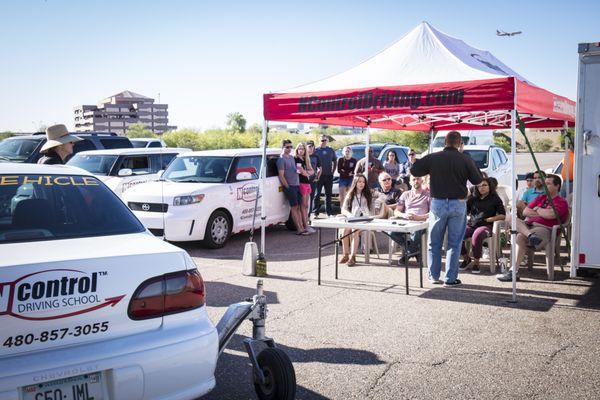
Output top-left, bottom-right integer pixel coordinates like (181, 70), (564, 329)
(0, 269), (125, 321)
(237, 183), (261, 202)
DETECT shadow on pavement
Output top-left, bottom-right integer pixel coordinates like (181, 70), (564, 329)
(202, 333), (381, 399)
(205, 281), (279, 307)
(419, 285), (557, 311)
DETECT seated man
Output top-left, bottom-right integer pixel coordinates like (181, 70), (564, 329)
(390, 175), (430, 265)
(516, 171), (545, 215)
(497, 174), (569, 281)
(373, 172), (402, 217)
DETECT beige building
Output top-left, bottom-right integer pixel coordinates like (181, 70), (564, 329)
(74, 91), (176, 135)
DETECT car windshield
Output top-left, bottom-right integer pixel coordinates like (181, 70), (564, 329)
(335, 145), (384, 160)
(67, 154), (119, 176)
(463, 150), (488, 169)
(130, 140), (147, 148)
(432, 136), (470, 148)
(0, 138), (42, 162)
(163, 156), (233, 183)
(0, 174), (145, 243)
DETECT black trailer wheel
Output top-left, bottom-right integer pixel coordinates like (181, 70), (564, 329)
(254, 348), (296, 400)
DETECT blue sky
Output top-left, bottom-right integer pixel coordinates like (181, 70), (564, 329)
(0, 0), (598, 132)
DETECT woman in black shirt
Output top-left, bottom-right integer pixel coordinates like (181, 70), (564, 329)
(460, 178), (506, 273)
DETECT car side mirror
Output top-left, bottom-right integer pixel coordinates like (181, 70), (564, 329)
(236, 171), (253, 181)
(118, 168), (133, 177)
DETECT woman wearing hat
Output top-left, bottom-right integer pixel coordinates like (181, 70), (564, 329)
(37, 124), (82, 165)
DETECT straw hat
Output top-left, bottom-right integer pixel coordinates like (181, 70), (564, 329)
(40, 124), (82, 153)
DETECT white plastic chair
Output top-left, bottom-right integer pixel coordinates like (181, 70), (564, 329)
(526, 210), (571, 281)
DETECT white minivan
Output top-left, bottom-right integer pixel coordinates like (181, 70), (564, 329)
(122, 148), (291, 248)
(67, 148), (190, 197)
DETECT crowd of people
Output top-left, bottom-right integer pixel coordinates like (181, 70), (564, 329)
(278, 130), (570, 286)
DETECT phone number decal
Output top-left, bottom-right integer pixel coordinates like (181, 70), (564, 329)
(3, 321), (109, 348)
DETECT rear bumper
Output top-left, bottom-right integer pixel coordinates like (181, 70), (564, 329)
(0, 308), (219, 400)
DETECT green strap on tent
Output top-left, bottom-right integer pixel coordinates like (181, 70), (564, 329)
(516, 112), (571, 257)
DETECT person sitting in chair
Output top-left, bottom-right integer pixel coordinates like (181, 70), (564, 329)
(390, 175), (430, 265)
(497, 174), (568, 282)
(459, 177), (506, 274)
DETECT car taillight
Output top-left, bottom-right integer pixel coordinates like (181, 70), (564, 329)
(128, 269), (205, 320)
(579, 253), (586, 264)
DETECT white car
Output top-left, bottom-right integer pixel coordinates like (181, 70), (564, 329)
(0, 163), (219, 399)
(462, 145), (512, 186)
(67, 147), (190, 197)
(425, 130), (495, 155)
(130, 138), (167, 148)
(123, 148), (291, 248)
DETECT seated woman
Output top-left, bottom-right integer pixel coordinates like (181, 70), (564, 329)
(340, 174), (372, 266)
(460, 177), (506, 273)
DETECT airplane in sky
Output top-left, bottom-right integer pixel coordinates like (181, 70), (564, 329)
(496, 29), (522, 37)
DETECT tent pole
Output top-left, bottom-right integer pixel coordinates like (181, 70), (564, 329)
(510, 108), (518, 303)
(564, 121), (570, 198)
(259, 119), (268, 256)
(365, 119), (371, 185)
(428, 125), (435, 154)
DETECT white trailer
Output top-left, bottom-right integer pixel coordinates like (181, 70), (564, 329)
(571, 42), (600, 276)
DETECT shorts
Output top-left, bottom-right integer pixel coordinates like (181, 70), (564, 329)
(299, 183), (312, 196)
(283, 185), (302, 207)
(339, 177), (353, 188)
(526, 222), (552, 250)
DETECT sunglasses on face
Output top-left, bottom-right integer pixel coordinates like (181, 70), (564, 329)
(382, 177), (392, 181)
(409, 153), (416, 156)
(321, 139), (327, 142)
(284, 145), (293, 149)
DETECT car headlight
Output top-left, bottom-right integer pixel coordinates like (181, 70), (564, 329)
(173, 194), (205, 206)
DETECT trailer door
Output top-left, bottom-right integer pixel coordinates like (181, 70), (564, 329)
(573, 43), (600, 269)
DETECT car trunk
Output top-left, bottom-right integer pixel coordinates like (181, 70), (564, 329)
(0, 233), (186, 358)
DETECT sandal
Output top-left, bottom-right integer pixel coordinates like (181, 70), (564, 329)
(340, 255), (350, 264)
(347, 256), (356, 266)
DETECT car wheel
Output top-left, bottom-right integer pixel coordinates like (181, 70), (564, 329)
(285, 212), (296, 231)
(203, 210), (231, 249)
(253, 348), (296, 400)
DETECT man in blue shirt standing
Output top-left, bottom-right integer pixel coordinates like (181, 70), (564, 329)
(312, 134), (337, 217)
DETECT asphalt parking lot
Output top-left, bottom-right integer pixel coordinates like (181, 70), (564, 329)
(180, 152), (598, 399)
(182, 225), (600, 400)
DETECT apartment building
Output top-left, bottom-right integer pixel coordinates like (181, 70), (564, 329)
(74, 91), (177, 135)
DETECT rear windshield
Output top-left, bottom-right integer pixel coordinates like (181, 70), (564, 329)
(0, 138), (42, 162)
(335, 145), (384, 160)
(130, 140), (147, 148)
(163, 156), (232, 183)
(100, 138), (133, 149)
(0, 174), (145, 243)
(463, 150), (488, 169)
(433, 136), (470, 148)
(67, 154), (119, 176)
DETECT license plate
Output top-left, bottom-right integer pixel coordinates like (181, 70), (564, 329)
(22, 372), (104, 400)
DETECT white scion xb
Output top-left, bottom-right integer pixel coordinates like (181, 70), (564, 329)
(0, 164), (219, 399)
(122, 148), (291, 248)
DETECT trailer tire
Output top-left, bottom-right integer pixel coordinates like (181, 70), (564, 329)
(254, 348), (296, 400)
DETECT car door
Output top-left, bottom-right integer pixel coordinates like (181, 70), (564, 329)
(114, 155), (153, 196)
(227, 155), (263, 233)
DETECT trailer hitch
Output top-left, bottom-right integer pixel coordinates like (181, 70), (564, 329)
(215, 280), (275, 385)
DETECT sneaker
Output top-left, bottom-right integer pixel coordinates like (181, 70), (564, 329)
(397, 255), (408, 266)
(496, 271), (520, 282)
(471, 264), (481, 274)
(428, 277), (443, 284)
(459, 257), (472, 271)
(527, 233), (542, 249)
(443, 279), (462, 287)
